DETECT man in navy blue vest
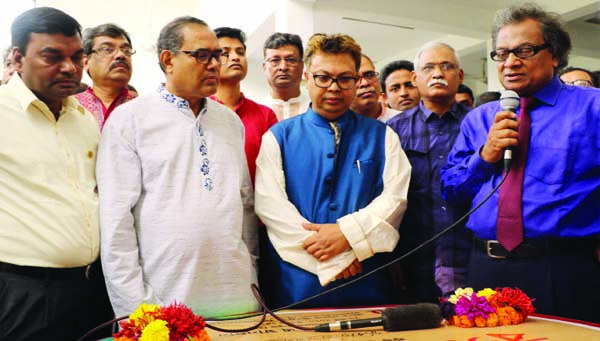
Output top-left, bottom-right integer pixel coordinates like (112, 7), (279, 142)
(255, 33), (412, 309)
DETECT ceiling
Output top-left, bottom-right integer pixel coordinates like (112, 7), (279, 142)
(12, 0), (600, 97)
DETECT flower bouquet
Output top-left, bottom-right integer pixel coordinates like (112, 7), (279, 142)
(114, 302), (210, 341)
(440, 287), (535, 328)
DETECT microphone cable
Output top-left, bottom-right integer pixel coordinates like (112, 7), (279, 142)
(78, 168), (510, 340)
(201, 168), (510, 332)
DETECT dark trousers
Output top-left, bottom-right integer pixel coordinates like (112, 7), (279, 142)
(0, 260), (114, 341)
(467, 244), (600, 323)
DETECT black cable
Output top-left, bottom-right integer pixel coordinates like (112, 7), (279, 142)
(79, 170), (510, 339)
(201, 169), (510, 332)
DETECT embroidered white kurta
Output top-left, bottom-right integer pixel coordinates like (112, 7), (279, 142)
(97, 89), (258, 318)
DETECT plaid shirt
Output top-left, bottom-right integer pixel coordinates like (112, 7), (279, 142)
(387, 101), (472, 298)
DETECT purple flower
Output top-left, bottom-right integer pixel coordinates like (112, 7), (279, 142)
(454, 293), (495, 321)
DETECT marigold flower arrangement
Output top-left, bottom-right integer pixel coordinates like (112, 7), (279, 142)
(439, 287), (535, 328)
(113, 302), (210, 341)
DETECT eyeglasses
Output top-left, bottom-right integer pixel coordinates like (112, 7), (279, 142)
(90, 46), (136, 57)
(419, 63), (458, 74)
(490, 43), (550, 62)
(178, 48), (226, 65)
(309, 73), (358, 90)
(360, 71), (379, 82)
(563, 79), (593, 88)
(265, 57), (300, 67)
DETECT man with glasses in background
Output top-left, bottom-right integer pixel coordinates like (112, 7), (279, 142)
(441, 3), (600, 322)
(350, 53), (400, 122)
(76, 23), (137, 130)
(260, 32), (310, 121)
(387, 42), (472, 304)
(559, 66), (597, 88)
(255, 33), (411, 308)
(97, 16), (259, 318)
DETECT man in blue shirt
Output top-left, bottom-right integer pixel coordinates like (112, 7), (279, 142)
(388, 42), (471, 303)
(255, 33), (411, 309)
(441, 3), (600, 322)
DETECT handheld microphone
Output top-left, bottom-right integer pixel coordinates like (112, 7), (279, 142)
(499, 90), (520, 170)
(314, 303), (442, 332)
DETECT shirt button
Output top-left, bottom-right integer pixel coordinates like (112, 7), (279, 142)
(327, 153), (334, 158)
(438, 155), (444, 159)
(324, 176), (332, 185)
(328, 203), (338, 211)
(441, 206), (447, 211)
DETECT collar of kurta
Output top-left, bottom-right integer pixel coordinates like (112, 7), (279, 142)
(305, 107), (353, 129)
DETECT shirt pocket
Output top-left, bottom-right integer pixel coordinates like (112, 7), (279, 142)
(527, 144), (574, 185)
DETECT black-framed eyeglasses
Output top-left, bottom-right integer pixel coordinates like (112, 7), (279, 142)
(490, 43), (550, 62)
(177, 48), (226, 65)
(265, 57), (300, 67)
(360, 71), (379, 82)
(309, 72), (358, 90)
(90, 46), (136, 57)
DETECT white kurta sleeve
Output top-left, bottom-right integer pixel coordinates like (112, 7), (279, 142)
(255, 131), (356, 286)
(337, 127), (410, 261)
(239, 133), (258, 270)
(97, 115), (158, 317)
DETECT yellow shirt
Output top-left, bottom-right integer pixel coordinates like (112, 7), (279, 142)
(0, 75), (100, 267)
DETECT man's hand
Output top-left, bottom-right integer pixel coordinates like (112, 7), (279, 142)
(335, 258), (362, 280)
(303, 223), (350, 261)
(480, 111), (519, 163)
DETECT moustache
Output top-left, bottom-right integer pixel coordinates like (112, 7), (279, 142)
(428, 79), (448, 87)
(110, 61), (130, 71)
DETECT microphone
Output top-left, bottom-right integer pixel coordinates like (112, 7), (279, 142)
(314, 303), (442, 332)
(500, 90), (520, 170)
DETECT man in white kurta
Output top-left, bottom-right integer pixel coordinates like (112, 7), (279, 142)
(97, 17), (258, 318)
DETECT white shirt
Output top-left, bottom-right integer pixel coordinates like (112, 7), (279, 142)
(260, 91), (311, 121)
(97, 89), (258, 318)
(0, 74), (99, 268)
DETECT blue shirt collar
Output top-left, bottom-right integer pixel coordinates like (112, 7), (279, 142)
(532, 75), (562, 107)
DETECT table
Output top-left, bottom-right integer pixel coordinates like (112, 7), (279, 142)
(205, 307), (600, 340)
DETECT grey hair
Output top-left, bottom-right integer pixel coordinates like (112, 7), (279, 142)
(156, 16), (208, 72)
(413, 41), (461, 69)
(492, 2), (571, 71)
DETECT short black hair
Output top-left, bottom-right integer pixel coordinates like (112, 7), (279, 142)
(457, 84), (474, 103)
(475, 91), (501, 107)
(379, 60), (414, 93)
(82, 23), (132, 55)
(263, 32), (303, 59)
(214, 27), (246, 50)
(156, 16), (208, 72)
(559, 66), (597, 87)
(11, 7), (81, 55)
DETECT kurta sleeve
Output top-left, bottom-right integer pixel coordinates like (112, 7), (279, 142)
(239, 128), (259, 269)
(337, 127), (410, 261)
(97, 113), (158, 317)
(255, 131), (356, 286)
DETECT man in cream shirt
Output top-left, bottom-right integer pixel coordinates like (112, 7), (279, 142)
(0, 7), (111, 341)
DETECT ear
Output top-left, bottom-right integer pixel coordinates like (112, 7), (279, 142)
(83, 55), (90, 73)
(458, 68), (465, 83)
(304, 70), (309, 81)
(159, 50), (174, 73)
(11, 47), (24, 73)
(411, 70), (417, 84)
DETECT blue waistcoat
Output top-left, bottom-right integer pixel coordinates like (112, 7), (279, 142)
(267, 108), (398, 308)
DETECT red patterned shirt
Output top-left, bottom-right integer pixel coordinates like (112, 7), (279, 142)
(75, 87), (137, 130)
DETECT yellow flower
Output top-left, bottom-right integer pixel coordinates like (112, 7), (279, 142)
(449, 287), (474, 304)
(140, 320), (169, 341)
(130, 303), (161, 328)
(477, 288), (496, 300)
